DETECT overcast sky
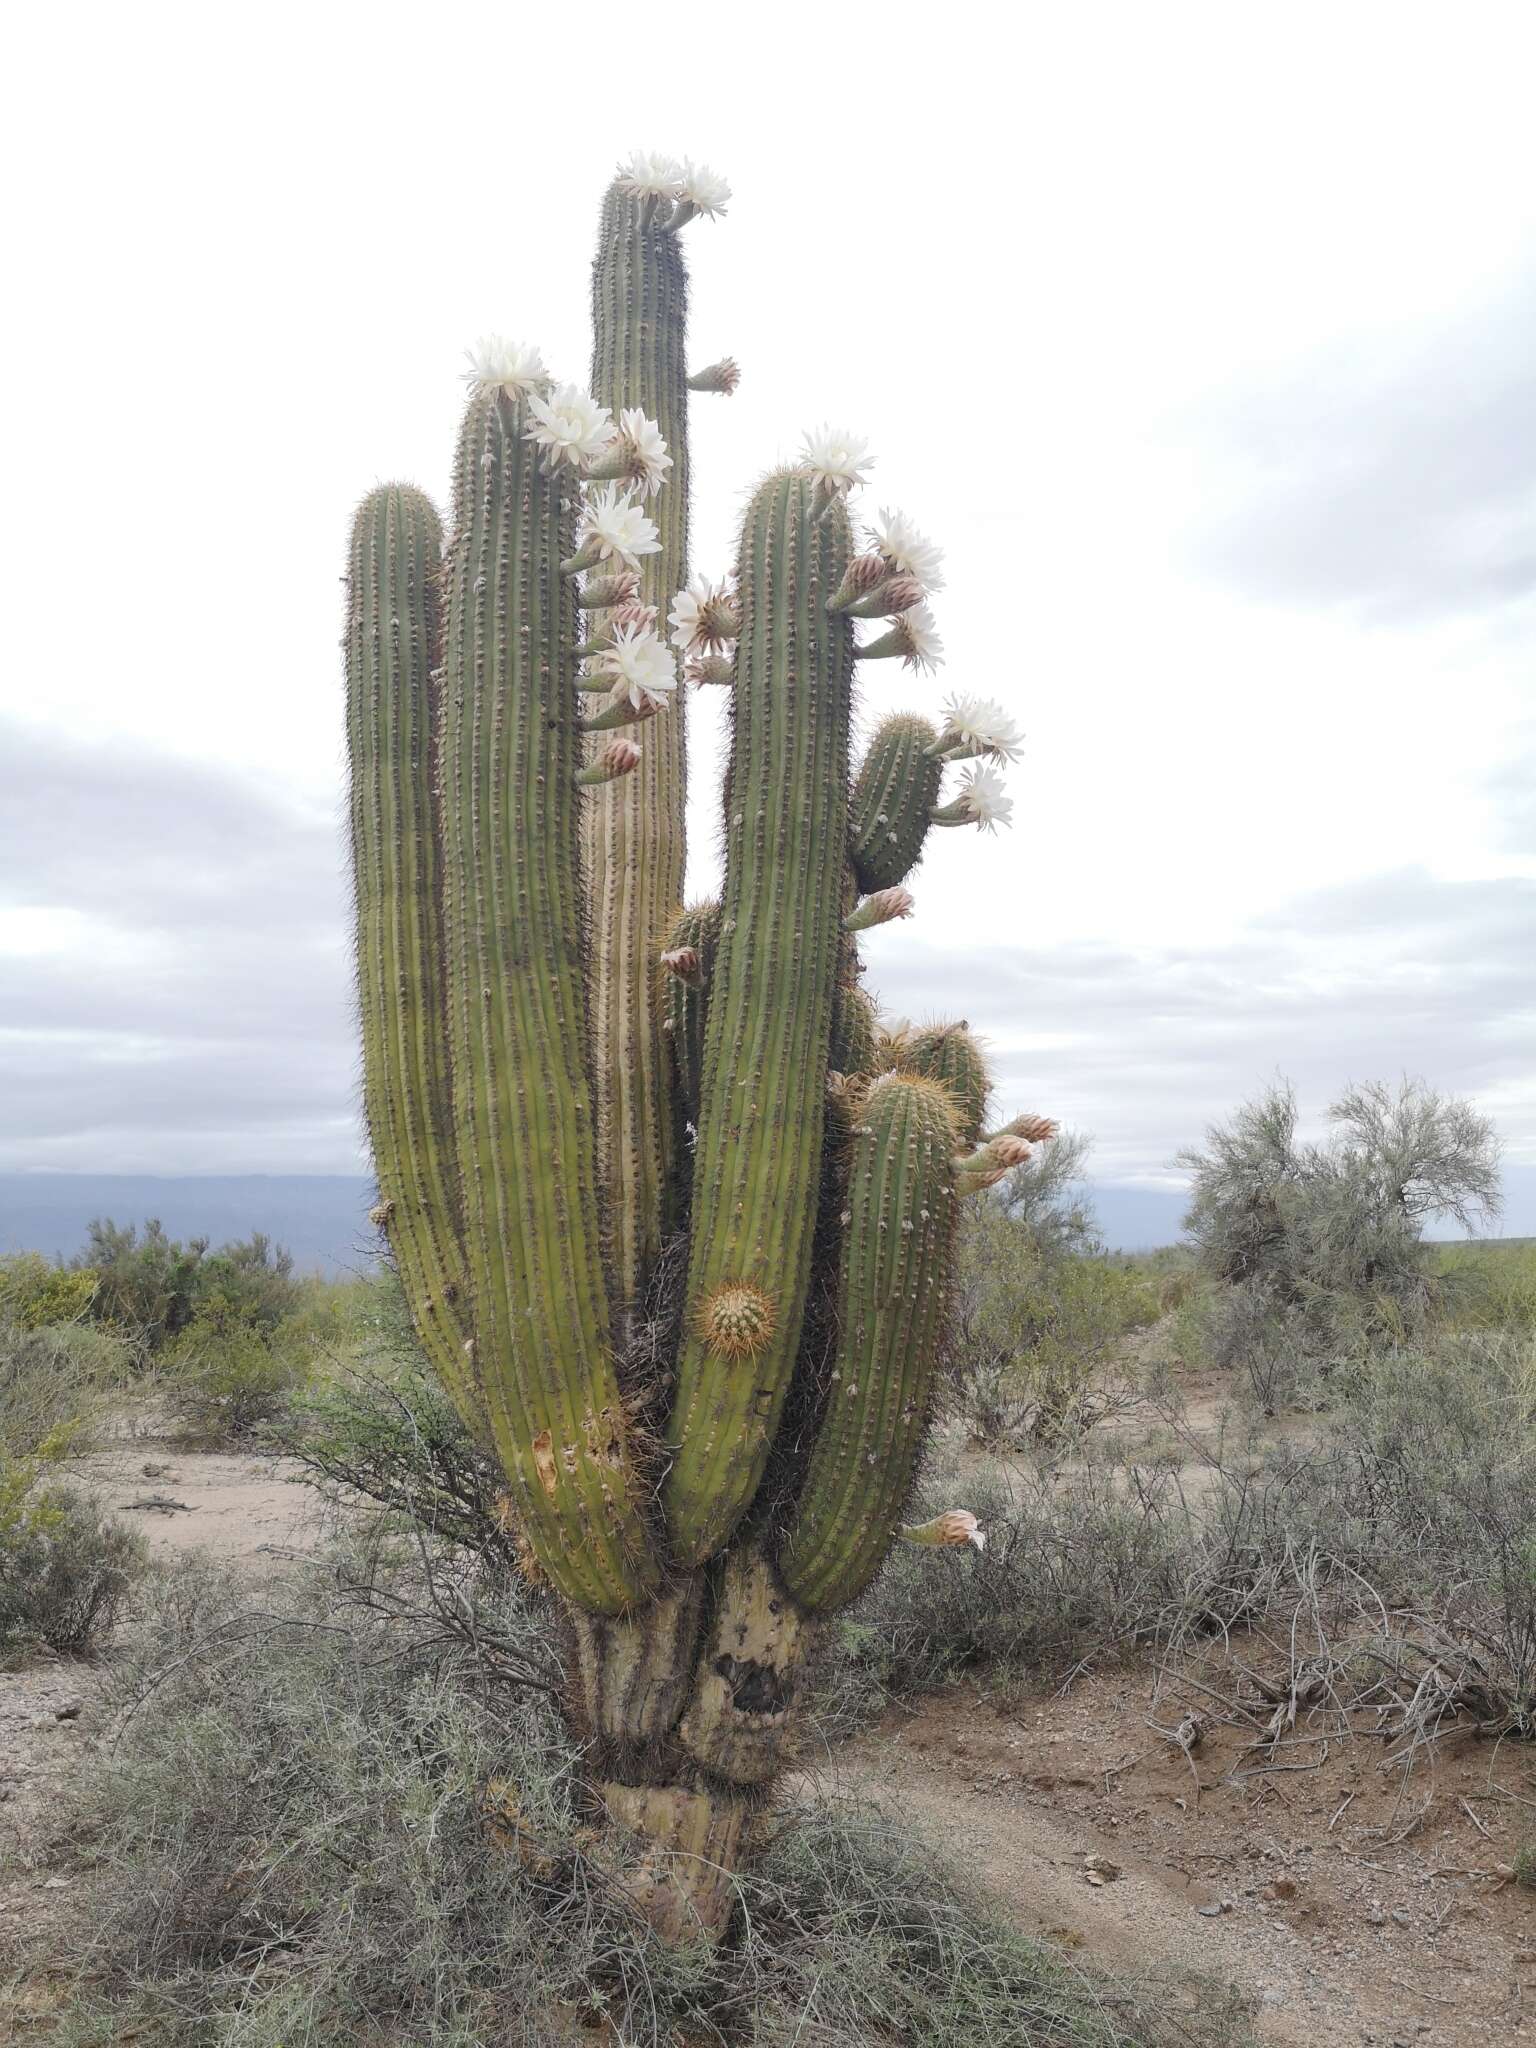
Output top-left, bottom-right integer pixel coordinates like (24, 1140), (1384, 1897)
(3, 2), (1532, 1209)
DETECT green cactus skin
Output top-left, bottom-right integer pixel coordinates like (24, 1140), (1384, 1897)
(850, 712), (945, 894)
(830, 976), (880, 1078)
(662, 471), (855, 1566)
(662, 899), (720, 1141)
(345, 485), (479, 1434)
(897, 1022), (993, 1147)
(778, 1073), (959, 1611)
(583, 182), (692, 1314)
(439, 386), (656, 1616)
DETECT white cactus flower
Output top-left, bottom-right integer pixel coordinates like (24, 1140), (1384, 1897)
(577, 485), (663, 571)
(616, 407), (672, 495)
(593, 623), (678, 711)
(463, 337), (549, 397)
(668, 574), (736, 655)
(939, 692), (1024, 762)
(894, 602), (945, 674)
(871, 507), (946, 593)
(799, 424), (874, 500)
(958, 763), (1014, 833)
(678, 158), (731, 218)
(619, 149), (684, 199)
(524, 383), (615, 470)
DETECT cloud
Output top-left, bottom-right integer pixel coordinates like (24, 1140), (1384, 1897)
(1179, 266), (1536, 622)
(5, 721), (1533, 1190)
(864, 868), (1536, 1182)
(0, 720), (358, 1171)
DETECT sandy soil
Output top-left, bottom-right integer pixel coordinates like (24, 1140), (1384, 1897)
(5, 1405), (1536, 2046)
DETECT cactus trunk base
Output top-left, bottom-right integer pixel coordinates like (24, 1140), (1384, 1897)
(555, 1558), (817, 1944)
(595, 1781), (750, 1944)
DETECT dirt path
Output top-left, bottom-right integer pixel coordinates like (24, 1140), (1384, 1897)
(818, 1682), (1536, 2048)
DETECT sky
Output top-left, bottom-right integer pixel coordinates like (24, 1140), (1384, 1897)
(2, 1), (1533, 1211)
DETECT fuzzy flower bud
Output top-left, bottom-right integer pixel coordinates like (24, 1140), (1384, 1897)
(575, 738), (644, 788)
(953, 1133), (1032, 1175)
(660, 945), (704, 987)
(828, 552), (895, 612)
(687, 357), (741, 395)
(845, 886), (915, 933)
(575, 569), (640, 611)
(992, 1113), (1058, 1144)
(841, 572), (925, 621)
(688, 655), (735, 687)
(899, 1509), (987, 1553)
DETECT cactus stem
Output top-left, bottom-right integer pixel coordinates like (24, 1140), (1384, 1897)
(583, 693), (666, 735)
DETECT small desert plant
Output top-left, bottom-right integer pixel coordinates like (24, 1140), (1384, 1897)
(0, 1482), (145, 1655)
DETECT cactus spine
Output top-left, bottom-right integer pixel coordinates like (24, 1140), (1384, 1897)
(343, 157), (1038, 1942)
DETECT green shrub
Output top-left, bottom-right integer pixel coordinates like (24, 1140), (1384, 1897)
(1, 1316), (131, 1461)
(81, 1219), (304, 1360)
(33, 1554), (1253, 2048)
(0, 1482), (145, 1655)
(947, 1201), (1158, 1445)
(0, 1252), (99, 1329)
(1437, 1240), (1536, 1334)
(162, 1310), (311, 1441)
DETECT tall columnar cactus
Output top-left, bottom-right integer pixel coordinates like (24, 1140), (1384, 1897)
(344, 152), (1045, 1943)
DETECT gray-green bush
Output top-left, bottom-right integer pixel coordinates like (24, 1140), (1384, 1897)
(1179, 1077), (1501, 1406)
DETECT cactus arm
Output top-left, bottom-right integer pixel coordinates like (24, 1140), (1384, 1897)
(830, 975), (880, 1078)
(345, 484), (479, 1433)
(661, 899), (721, 1144)
(662, 471), (855, 1565)
(440, 387), (656, 1616)
(850, 711), (944, 894)
(894, 1022), (993, 1147)
(583, 183), (692, 1311)
(778, 1073), (959, 1611)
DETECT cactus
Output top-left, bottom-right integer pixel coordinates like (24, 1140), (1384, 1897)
(343, 154), (1040, 1943)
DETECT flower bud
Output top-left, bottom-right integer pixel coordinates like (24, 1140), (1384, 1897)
(845, 886), (915, 933)
(575, 738), (644, 787)
(899, 1509), (986, 1552)
(687, 357), (741, 395)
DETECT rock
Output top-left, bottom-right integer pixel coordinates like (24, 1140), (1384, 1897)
(53, 1703), (81, 1722)
(1083, 1855), (1121, 1881)
(1197, 1904), (1223, 1918)
(1391, 1908), (1410, 1928)
(1264, 1877), (1297, 1900)
(1367, 1904), (1386, 1926)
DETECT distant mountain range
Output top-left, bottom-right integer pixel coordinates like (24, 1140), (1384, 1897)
(3, 1170), (1532, 1273)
